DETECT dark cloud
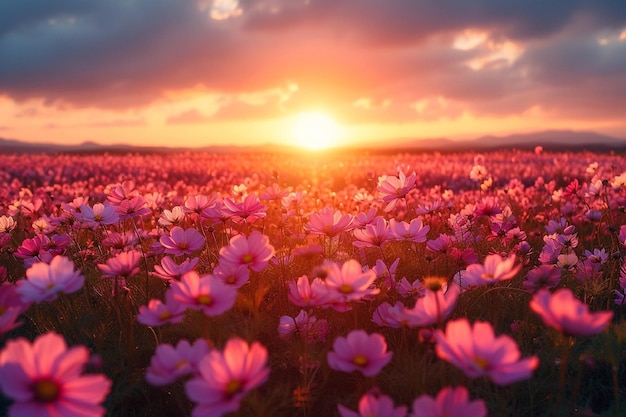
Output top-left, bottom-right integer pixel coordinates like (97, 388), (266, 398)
(0, 0), (625, 124)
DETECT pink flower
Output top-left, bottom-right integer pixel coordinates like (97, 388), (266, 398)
(169, 271), (237, 317)
(219, 231), (275, 272)
(0, 283), (30, 334)
(403, 283), (460, 328)
(327, 330), (393, 377)
(146, 339), (211, 386)
(522, 264), (561, 293)
(409, 386), (487, 417)
(159, 226), (205, 256)
(185, 337), (269, 417)
(459, 254), (521, 287)
(0, 332), (111, 417)
(98, 250), (142, 279)
(435, 318), (538, 385)
(79, 203), (119, 226)
(377, 169), (417, 212)
(306, 207), (354, 237)
(530, 288), (613, 336)
(323, 259), (380, 303)
(353, 216), (394, 248)
(221, 194), (268, 224)
(338, 390), (407, 417)
(389, 218), (430, 243)
(152, 256), (199, 281)
(16, 255), (84, 303)
(213, 262), (250, 288)
(287, 275), (328, 307)
(278, 310), (330, 343)
(137, 291), (187, 326)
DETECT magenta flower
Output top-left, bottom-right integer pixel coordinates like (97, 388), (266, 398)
(287, 275), (328, 307)
(0, 332), (111, 417)
(278, 309), (330, 343)
(160, 226), (205, 256)
(221, 194), (268, 224)
(323, 259), (380, 304)
(98, 250), (142, 279)
(338, 390), (407, 417)
(530, 288), (613, 336)
(389, 218), (430, 243)
(353, 216), (394, 248)
(219, 231), (275, 272)
(434, 318), (539, 385)
(169, 271), (237, 317)
(146, 339), (211, 386)
(459, 254), (521, 287)
(409, 386), (487, 417)
(137, 291), (187, 326)
(185, 337), (269, 417)
(152, 256), (199, 281)
(0, 283), (29, 334)
(404, 283), (460, 328)
(307, 207), (354, 237)
(377, 169), (417, 212)
(522, 264), (561, 293)
(16, 255), (84, 303)
(327, 330), (393, 377)
(213, 262), (250, 288)
(79, 203), (119, 227)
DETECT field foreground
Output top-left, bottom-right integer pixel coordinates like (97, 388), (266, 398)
(0, 148), (625, 417)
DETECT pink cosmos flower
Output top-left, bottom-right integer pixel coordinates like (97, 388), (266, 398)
(185, 337), (269, 417)
(327, 330), (393, 377)
(522, 264), (561, 293)
(403, 283), (460, 328)
(409, 386), (487, 417)
(307, 207), (354, 237)
(338, 390), (407, 417)
(159, 226), (205, 256)
(372, 301), (406, 328)
(98, 250), (142, 279)
(353, 216), (394, 248)
(372, 258), (400, 290)
(221, 194), (268, 224)
(434, 318), (539, 385)
(0, 332), (111, 417)
(169, 271), (237, 317)
(16, 255), (84, 303)
(0, 283), (30, 334)
(79, 203), (119, 227)
(377, 169), (417, 212)
(323, 259), (380, 304)
(459, 254), (521, 287)
(389, 218), (430, 243)
(137, 291), (187, 326)
(218, 231), (275, 272)
(158, 206), (187, 227)
(287, 275), (328, 307)
(213, 262), (250, 288)
(530, 288), (613, 336)
(152, 256), (199, 281)
(184, 194), (218, 216)
(14, 235), (54, 268)
(278, 309), (330, 343)
(114, 195), (151, 220)
(146, 339), (211, 386)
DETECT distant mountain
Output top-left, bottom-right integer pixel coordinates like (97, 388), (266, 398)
(2, 130), (626, 154)
(400, 130), (626, 152)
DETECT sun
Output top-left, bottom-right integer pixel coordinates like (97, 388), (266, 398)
(291, 111), (340, 150)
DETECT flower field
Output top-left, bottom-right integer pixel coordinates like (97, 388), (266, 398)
(0, 148), (625, 417)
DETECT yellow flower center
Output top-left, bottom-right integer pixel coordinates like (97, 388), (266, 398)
(339, 284), (353, 294)
(353, 354), (368, 367)
(178, 242), (188, 250)
(0, 305), (6, 315)
(197, 294), (213, 306)
(225, 379), (242, 396)
(34, 379), (61, 403)
(158, 311), (172, 320)
(242, 254), (254, 264)
(480, 273), (494, 280)
(473, 356), (489, 370)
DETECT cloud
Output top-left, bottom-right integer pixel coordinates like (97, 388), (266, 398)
(0, 0), (625, 127)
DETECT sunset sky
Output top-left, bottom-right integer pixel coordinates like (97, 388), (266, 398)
(1, 0), (626, 149)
